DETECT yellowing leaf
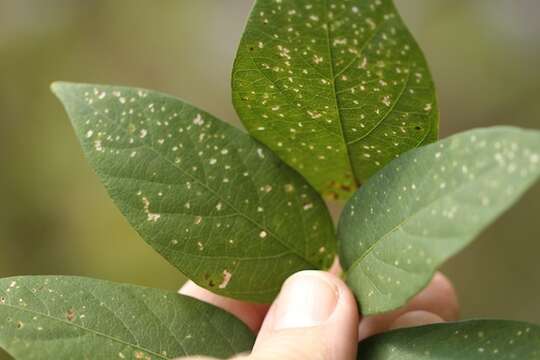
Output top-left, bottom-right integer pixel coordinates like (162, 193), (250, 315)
(233, 0), (438, 199)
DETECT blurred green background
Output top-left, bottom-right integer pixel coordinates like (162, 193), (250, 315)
(0, 1), (539, 355)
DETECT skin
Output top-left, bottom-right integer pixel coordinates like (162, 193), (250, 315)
(176, 262), (459, 360)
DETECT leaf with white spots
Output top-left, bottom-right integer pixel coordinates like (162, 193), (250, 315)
(357, 320), (540, 359)
(338, 127), (540, 314)
(232, 0), (438, 199)
(0, 276), (254, 359)
(52, 82), (336, 303)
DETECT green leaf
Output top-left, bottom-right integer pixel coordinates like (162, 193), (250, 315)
(0, 276), (254, 359)
(357, 320), (540, 359)
(52, 82), (336, 303)
(338, 127), (540, 314)
(232, 0), (438, 199)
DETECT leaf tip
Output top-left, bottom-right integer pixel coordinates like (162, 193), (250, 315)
(50, 81), (76, 102)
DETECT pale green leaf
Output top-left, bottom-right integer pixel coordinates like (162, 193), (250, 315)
(357, 320), (540, 359)
(0, 276), (254, 359)
(338, 127), (540, 314)
(232, 0), (438, 199)
(52, 82), (335, 303)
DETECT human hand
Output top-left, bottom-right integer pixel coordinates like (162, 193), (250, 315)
(177, 268), (458, 360)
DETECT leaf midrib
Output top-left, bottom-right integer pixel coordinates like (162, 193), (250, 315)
(323, 0), (358, 188)
(66, 89), (319, 269)
(134, 142), (318, 269)
(0, 302), (170, 359)
(346, 162), (502, 275)
(238, 6), (395, 188)
(346, 71), (412, 146)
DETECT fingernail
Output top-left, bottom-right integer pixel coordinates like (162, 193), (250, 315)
(273, 271), (339, 330)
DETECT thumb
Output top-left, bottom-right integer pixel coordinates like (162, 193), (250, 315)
(241, 271), (359, 360)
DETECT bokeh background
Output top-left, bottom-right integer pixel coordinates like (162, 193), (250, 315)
(0, 1), (539, 356)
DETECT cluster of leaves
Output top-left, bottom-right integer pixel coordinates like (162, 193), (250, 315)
(1, 0), (539, 359)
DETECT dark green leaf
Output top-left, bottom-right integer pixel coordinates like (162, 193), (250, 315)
(0, 276), (254, 359)
(338, 127), (540, 314)
(357, 320), (540, 359)
(52, 82), (336, 303)
(232, 0), (438, 199)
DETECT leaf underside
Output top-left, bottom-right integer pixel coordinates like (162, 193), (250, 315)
(357, 320), (540, 359)
(233, 0), (438, 200)
(52, 82), (336, 303)
(0, 276), (254, 359)
(338, 127), (540, 315)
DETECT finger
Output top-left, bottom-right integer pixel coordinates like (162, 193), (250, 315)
(247, 271), (359, 360)
(407, 272), (459, 321)
(328, 257), (343, 276)
(389, 310), (444, 330)
(180, 281), (270, 332)
(358, 272), (459, 340)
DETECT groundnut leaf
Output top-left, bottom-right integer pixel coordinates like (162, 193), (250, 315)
(357, 320), (540, 359)
(338, 127), (540, 314)
(0, 276), (254, 359)
(52, 82), (335, 303)
(232, 0), (438, 199)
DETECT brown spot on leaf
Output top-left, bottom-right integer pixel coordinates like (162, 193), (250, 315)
(324, 191), (340, 200)
(134, 351), (150, 359)
(66, 308), (76, 321)
(340, 184), (352, 192)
